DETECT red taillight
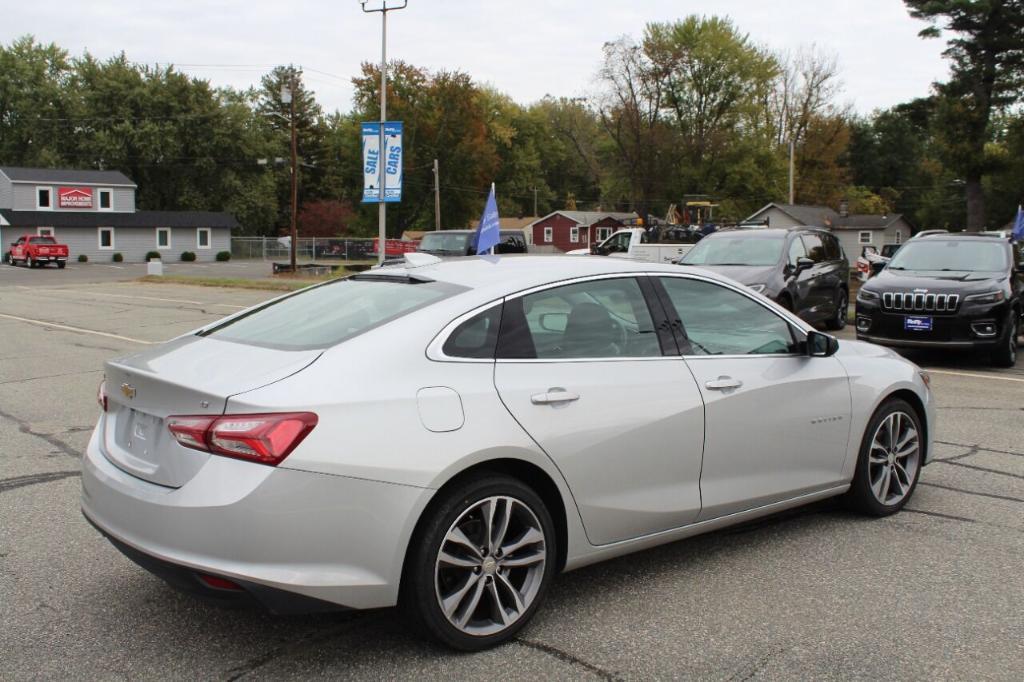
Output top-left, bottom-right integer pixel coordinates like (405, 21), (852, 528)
(167, 412), (317, 466)
(97, 379), (108, 412)
(198, 574), (243, 591)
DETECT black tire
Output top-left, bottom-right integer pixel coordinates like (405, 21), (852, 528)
(990, 312), (1018, 368)
(57, 261), (66, 269)
(825, 289), (848, 331)
(845, 398), (923, 516)
(401, 473), (557, 651)
(776, 294), (793, 313)
(3, 253), (12, 265)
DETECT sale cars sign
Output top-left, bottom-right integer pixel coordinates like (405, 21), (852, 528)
(58, 187), (93, 209)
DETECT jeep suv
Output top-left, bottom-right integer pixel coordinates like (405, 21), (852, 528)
(855, 234), (1023, 367)
(679, 227), (850, 329)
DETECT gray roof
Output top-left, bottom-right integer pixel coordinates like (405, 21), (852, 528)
(0, 166), (136, 187)
(747, 202), (908, 230)
(0, 209), (237, 229)
(832, 214), (907, 230)
(533, 210), (639, 226)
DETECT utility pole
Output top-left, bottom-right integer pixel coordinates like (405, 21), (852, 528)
(282, 75), (299, 272)
(788, 140), (795, 205)
(433, 158), (441, 230)
(361, 0), (408, 264)
(532, 186), (538, 218)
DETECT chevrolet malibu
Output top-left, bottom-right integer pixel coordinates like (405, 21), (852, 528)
(82, 255), (934, 650)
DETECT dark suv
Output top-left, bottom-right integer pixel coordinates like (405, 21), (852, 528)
(679, 227), (850, 330)
(417, 230), (527, 256)
(855, 234), (1023, 367)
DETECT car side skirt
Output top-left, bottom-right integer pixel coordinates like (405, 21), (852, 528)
(563, 484), (849, 572)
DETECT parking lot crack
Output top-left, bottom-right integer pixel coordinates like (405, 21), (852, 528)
(0, 407), (82, 459)
(935, 459), (1024, 480)
(919, 481), (1024, 504)
(902, 508), (977, 523)
(935, 440), (1024, 458)
(514, 637), (622, 680)
(0, 470), (80, 494)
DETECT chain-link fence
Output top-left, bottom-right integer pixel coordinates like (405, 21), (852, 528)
(231, 237), (378, 261)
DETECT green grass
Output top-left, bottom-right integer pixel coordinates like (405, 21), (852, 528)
(138, 275), (338, 291)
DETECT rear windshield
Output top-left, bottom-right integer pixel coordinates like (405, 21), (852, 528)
(29, 237), (57, 244)
(200, 277), (463, 350)
(887, 240), (1007, 273)
(682, 233), (785, 266)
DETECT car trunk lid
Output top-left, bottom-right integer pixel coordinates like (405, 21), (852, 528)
(101, 335), (321, 487)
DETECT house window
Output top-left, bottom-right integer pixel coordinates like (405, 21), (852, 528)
(570, 226), (579, 243)
(98, 188), (113, 211)
(894, 230), (903, 245)
(37, 227), (54, 237)
(543, 227), (553, 243)
(596, 227), (612, 242)
(98, 227), (114, 250)
(858, 231), (872, 245)
(156, 227), (171, 249)
(36, 187), (52, 210)
(196, 227), (211, 249)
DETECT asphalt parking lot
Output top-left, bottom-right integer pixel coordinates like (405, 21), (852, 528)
(1, 277), (1022, 680)
(0, 259), (276, 287)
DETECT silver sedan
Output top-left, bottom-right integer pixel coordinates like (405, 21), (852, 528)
(81, 255), (934, 650)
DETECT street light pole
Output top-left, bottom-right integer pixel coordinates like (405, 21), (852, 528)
(361, 0), (408, 264)
(433, 158), (441, 230)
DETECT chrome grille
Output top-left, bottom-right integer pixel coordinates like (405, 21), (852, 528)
(881, 292), (959, 313)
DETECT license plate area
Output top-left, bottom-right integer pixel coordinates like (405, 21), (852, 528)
(117, 409), (163, 457)
(904, 315), (933, 332)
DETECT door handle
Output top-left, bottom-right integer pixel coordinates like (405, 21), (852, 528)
(531, 389), (580, 405)
(705, 376), (742, 391)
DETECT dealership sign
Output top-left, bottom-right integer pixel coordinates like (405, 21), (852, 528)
(361, 121), (403, 203)
(58, 187), (93, 208)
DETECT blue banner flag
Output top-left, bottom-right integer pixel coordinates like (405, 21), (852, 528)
(474, 184), (500, 255)
(361, 121), (403, 203)
(1013, 204), (1024, 241)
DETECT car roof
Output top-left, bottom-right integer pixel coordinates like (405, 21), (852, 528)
(422, 229), (522, 235)
(362, 255), (732, 296)
(714, 226), (826, 237)
(915, 233), (1010, 242)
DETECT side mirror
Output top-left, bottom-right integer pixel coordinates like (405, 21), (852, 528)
(807, 330), (839, 357)
(795, 256), (814, 272)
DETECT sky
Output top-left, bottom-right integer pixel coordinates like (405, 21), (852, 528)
(5, 0), (951, 115)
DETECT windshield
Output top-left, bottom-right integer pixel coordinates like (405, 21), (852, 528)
(681, 233), (784, 266)
(419, 233), (471, 254)
(200, 277), (462, 350)
(886, 240), (1007, 272)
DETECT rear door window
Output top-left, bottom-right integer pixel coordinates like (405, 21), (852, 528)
(201, 277), (463, 350)
(497, 277), (661, 359)
(442, 305), (502, 359)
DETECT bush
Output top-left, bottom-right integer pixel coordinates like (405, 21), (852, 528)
(180, 251), (196, 262)
(112, 252), (123, 262)
(145, 251), (161, 261)
(77, 254), (88, 263)
(215, 250), (231, 262)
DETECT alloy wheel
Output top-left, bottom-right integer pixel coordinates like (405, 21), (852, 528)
(868, 411), (920, 506)
(836, 292), (847, 327)
(434, 495), (547, 637)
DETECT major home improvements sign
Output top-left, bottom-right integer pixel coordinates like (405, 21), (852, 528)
(58, 187), (93, 209)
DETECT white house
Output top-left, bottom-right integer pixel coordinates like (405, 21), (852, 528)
(744, 203), (913, 260)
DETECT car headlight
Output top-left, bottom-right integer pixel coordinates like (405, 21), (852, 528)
(747, 283), (766, 294)
(857, 288), (880, 302)
(963, 290), (1005, 304)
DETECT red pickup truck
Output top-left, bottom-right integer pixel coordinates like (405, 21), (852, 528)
(6, 234), (70, 269)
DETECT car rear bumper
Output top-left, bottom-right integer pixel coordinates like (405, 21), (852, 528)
(81, 424), (433, 611)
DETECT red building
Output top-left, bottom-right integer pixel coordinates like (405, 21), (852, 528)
(529, 211), (640, 252)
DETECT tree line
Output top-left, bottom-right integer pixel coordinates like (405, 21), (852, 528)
(1, 3), (1022, 236)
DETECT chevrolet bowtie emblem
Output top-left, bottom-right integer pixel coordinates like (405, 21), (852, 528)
(121, 383), (136, 399)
